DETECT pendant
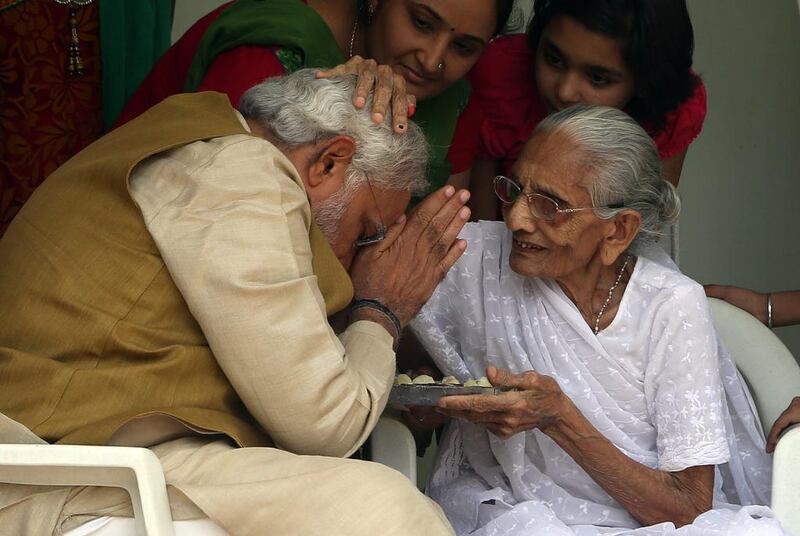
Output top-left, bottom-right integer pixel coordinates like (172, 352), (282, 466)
(53, 0), (93, 77)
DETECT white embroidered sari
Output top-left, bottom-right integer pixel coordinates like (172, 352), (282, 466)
(411, 221), (785, 535)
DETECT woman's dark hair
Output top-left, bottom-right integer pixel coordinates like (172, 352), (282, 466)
(528, 0), (696, 128)
(363, 1), (514, 38)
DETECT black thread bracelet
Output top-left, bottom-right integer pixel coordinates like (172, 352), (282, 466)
(349, 298), (402, 348)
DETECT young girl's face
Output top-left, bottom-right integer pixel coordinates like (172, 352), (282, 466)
(535, 14), (636, 113)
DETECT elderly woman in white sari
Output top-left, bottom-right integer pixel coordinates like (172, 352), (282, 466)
(410, 105), (787, 535)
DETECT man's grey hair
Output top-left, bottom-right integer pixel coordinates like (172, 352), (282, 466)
(239, 69), (429, 199)
(535, 105), (681, 247)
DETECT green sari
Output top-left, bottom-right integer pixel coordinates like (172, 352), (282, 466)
(184, 0), (471, 199)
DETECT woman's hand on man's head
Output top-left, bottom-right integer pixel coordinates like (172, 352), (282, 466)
(435, 366), (571, 440)
(317, 56), (416, 134)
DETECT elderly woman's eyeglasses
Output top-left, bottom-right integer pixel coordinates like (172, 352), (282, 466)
(354, 176), (386, 247)
(493, 175), (622, 221)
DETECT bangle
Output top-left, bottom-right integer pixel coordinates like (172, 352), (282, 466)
(767, 293), (773, 329)
(350, 299), (402, 347)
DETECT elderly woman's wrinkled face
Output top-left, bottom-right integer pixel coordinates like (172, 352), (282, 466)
(367, 0), (496, 100)
(504, 131), (612, 280)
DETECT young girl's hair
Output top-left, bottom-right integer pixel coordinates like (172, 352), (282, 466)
(527, 0), (697, 129)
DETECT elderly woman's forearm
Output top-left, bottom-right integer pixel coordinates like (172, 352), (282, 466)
(545, 404), (713, 527)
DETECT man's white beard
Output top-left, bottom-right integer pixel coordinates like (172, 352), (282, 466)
(313, 183), (356, 246)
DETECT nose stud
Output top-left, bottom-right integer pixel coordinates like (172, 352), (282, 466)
(437, 63), (443, 70)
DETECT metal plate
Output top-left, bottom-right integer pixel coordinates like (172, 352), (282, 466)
(389, 384), (504, 407)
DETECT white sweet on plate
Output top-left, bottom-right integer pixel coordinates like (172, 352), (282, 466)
(464, 376), (492, 387)
(412, 374), (435, 384)
(394, 373), (413, 385)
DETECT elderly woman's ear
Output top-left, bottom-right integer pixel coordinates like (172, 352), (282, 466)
(600, 210), (641, 266)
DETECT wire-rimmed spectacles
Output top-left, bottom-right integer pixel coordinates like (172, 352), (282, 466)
(493, 175), (622, 221)
(354, 176), (386, 247)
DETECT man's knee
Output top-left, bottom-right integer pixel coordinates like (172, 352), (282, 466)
(353, 461), (453, 535)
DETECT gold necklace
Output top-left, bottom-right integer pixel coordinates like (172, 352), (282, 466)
(593, 254), (632, 335)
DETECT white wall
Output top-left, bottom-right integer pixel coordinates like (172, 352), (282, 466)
(680, 0), (800, 358)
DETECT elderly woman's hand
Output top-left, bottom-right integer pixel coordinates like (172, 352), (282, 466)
(436, 366), (571, 439)
(316, 56), (415, 134)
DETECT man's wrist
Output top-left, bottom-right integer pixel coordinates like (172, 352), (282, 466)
(350, 306), (400, 347)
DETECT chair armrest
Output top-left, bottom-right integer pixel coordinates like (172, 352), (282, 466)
(771, 424), (800, 535)
(0, 444), (174, 536)
(370, 415), (417, 483)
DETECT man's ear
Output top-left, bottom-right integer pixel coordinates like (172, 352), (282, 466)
(600, 210), (641, 266)
(306, 136), (356, 199)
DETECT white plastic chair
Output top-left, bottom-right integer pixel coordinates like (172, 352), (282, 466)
(0, 414), (417, 536)
(370, 298), (800, 534)
(708, 297), (800, 533)
(0, 411), (179, 536)
(369, 413), (418, 484)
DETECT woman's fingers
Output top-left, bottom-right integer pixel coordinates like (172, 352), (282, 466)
(371, 64), (395, 123)
(407, 94), (417, 118)
(319, 59), (413, 131)
(437, 393), (515, 413)
(353, 58), (378, 108)
(391, 74), (409, 132)
(766, 397), (800, 453)
(487, 367), (541, 390)
(316, 55), (363, 79)
(766, 417), (788, 453)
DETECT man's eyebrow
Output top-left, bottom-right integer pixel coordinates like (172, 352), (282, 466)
(413, 3), (488, 47)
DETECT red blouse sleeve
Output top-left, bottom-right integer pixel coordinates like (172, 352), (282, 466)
(466, 35), (546, 173)
(649, 75), (708, 160)
(197, 46), (288, 108)
(446, 95), (484, 174)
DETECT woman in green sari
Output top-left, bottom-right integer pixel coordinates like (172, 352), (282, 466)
(118, 0), (514, 199)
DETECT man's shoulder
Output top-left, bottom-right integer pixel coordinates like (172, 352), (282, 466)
(132, 133), (308, 225)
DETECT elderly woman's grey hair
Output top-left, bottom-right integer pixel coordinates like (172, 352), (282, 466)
(238, 69), (429, 198)
(536, 105), (681, 246)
